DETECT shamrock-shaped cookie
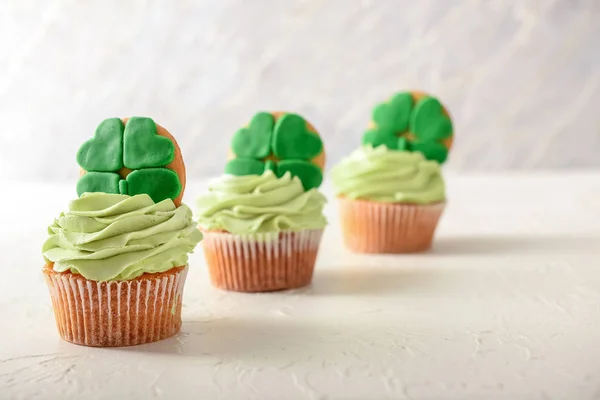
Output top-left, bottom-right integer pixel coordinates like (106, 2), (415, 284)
(76, 117), (187, 205)
(362, 91), (454, 163)
(225, 111), (326, 190)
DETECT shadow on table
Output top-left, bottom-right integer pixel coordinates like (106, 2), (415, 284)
(306, 265), (449, 297)
(305, 233), (600, 296)
(124, 317), (355, 359)
(121, 234), (600, 357)
(431, 234), (600, 256)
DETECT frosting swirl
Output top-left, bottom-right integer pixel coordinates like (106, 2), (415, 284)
(42, 193), (203, 281)
(330, 145), (445, 204)
(197, 171), (327, 234)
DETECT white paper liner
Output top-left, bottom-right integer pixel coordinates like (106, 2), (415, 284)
(338, 198), (445, 253)
(44, 266), (188, 347)
(202, 229), (323, 292)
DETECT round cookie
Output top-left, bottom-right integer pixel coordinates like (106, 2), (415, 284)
(225, 111), (325, 190)
(362, 91), (453, 164)
(76, 117), (187, 206)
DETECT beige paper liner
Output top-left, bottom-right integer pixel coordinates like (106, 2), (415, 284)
(202, 229), (323, 292)
(338, 197), (445, 253)
(43, 266), (187, 347)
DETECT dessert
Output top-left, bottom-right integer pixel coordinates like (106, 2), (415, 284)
(42, 117), (202, 347)
(198, 111), (327, 292)
(331, 91), (452, 253)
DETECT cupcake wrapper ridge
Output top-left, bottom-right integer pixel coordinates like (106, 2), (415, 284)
(339, 198), (445, 253)
(43, 266), (187, 347)
(202, 229), (323, 292)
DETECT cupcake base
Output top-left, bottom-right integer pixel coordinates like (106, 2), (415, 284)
(202, 229), (323, 292)
(338, 197), (445, 253)
(43, 265), (188, 347)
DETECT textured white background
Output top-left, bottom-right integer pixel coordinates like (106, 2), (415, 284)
(1, 0), (599, 181)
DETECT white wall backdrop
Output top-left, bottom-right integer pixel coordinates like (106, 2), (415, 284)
(1, 0), (599, 181)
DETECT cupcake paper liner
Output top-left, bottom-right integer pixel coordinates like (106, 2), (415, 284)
(202, 229), (323, 292)
(338, 197), (445, 253)
(43, 266), (187, 347)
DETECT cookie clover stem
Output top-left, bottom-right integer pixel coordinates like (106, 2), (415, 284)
(76, 117), (187, 205)
(225, 111), (326, 191)
(362, 91), (454, 164)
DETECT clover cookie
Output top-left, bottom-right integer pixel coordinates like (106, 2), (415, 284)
(76, 117), (186, 206)
(362, 91), (453, 164)
(225, 111), (325, 191)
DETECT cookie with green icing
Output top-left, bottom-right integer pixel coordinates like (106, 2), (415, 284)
(76, 117), (187, 206)
(225, 111), (326, 190)
(362, 91), (454, 164)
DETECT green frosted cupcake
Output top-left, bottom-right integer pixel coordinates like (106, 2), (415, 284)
(198, 111), (328, 292)
(331, 91), (452, 253)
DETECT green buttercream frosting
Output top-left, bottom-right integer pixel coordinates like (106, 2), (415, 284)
(330, 145), (446, 204)
(197, 171), (327, 234)
(42, 193), (203, 281)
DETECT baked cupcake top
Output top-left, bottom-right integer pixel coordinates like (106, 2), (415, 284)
(198, 111), (327, 234)
(330, 145), (445, 204)
(43, 117), (202, 281)
(197, 171), (327, 234)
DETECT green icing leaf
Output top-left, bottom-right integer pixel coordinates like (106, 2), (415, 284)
(397, 137), (410, 151)
(76, 169), (181, 203)
(362, 129), (399, 149)
(362, 92), (415, 150)
(126, 168), (181, 203)
(76, 118), (124, 172)
(410, 141), (449, 164)
(372, 92), (413, 133)
(118, 180), (128, 195)
(76, 172), (121, 197)
(123, 117), (175, 169)
(225, 158), (266, 176)
(231, 112), (274, 158)
(410, 97), (453, 141)
(272, 113), (322, 160)
(264, 159), (276, 172)
(277, 160), (323, 191)
(362, 130), (411, 151)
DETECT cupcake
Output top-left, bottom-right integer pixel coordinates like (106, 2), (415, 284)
(42, 117), (203, 347)
(331, 91), (452, 253)
(197, 111), (327, 292)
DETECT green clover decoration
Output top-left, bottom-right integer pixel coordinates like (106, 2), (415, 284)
(76, 117), (181, 203)
(362, 92), (453, 164)
(225, 112), (324, 191)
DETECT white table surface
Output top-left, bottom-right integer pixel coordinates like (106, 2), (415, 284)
(2, 173), (600, 400)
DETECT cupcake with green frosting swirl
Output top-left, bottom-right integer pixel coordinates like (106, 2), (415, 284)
(42, 117), (202, 347)
(331, 91), (451, 253)
(198, 111), (327, 292)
